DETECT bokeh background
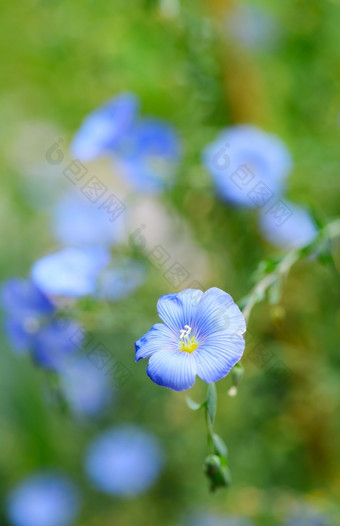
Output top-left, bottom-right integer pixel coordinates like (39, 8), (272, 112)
(1, 0), (340, 525)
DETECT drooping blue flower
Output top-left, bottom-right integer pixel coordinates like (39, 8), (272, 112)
(85, 425), (164, 496)
(259, 200), (318, 249)
(135, 287), (246, 391)
(6, 472), (80, 526)
(1, 278), (82, 369)
(202, 125), (292, 207)
(31, 247), (110, 297)
(52, 191), (126, 248)
(117, 118), (182, 192)
(59, 357), (114, 418)
(71, 93), (139, 161)
(96, 259), (147, 301)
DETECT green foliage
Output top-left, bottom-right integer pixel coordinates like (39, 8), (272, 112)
(2, 0), (340, 523)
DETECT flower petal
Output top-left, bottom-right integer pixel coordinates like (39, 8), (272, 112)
(135, 323), (176, 362)
(147, 349), (197, 391)
(157, 289), (203, 332)
(193, 287), (246, 338)
(195, 332), (245, 383)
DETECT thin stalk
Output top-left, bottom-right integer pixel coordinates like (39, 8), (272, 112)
(241, 218), (340, 323)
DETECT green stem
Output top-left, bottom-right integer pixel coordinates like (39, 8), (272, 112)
(203, 383), (231, 490)
(202, 218), (340, 490)
(205, 404), (215, 453)
(241, 218), (340, 323)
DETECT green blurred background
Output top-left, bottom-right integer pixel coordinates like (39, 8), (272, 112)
(1, 0), (340, 524)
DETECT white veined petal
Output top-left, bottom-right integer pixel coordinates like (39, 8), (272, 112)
(147, 349), (197, 391)
(156, 289), (203, 332)
(194, 332), (245, 383)
(135, 323), (177, 361)
(193, 287), (246, 338)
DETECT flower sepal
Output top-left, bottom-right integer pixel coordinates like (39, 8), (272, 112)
(186, 397), (206, 411)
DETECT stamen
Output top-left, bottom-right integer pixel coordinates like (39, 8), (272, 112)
(179, 324), (191, 339)
(179, 325), (199, 353)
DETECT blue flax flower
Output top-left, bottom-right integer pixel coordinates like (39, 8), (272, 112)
(85, 425), (164, 496)
(259, 200), (317, 249)
(202, 125), (292, 207)
(1, 278), (54, 352)
(6, 472), (80, 526)
(117, 118), (182, 193)
(31, 247), (110, 298)
(135, 287), (246, 391)
(71, 93), (181, 192)
(1, 278), (81, 369)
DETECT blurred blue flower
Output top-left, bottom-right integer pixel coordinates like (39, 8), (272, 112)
(96, 259), (147, 301)
(117, 119), (182, 192)
(59, 357), (113, 418)
(259, 201), (318, 249)
(202, 125), (292, 207)
(52, 191), (126, 248)
(85, 425), (164, 496)
(1, 278), (81, 369)
(31, 247), (110, 297)
(6, 472), (80, 526)
(71, 93), (181, 193)
(135, 287), (246, 391)
(1, 277), (54, 317)
(187, 513), (253, 526)
(71, 93), (139, 161)
(226, 3), (280, 51)
(1, 278), (54, 351)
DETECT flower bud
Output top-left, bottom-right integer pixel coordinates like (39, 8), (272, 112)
(204, 455), (231, 491)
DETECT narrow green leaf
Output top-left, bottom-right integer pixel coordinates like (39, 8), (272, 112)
(206, 383), (217, 424)
(212, 433), (228, 457)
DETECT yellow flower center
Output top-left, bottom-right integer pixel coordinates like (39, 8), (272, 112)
(179, 325), (199, 353)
